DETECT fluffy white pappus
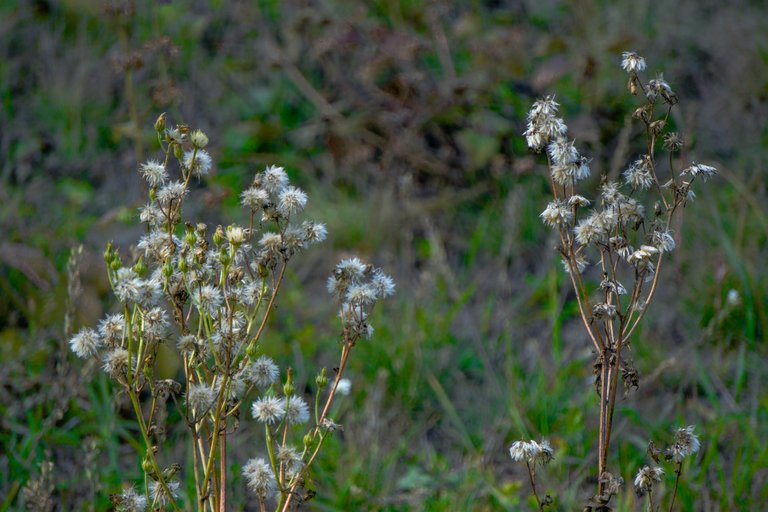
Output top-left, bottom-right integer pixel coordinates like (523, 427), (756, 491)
(621, 51), (647, 73)
(281, 396), (310, 425)
(139, 160), (167, 188)
(262, 165), (289, 193)
(69, 328), (102, 358)
(243, 356), (280, 389)
(252, 396), (284, 424)
(242, 458), (277, 499)
(241, 187), (270, 211)
(547, 137), (579, 166)
(277, 186), (308, 216)
(184, 149), (212, 178)
(540, 200), (572, 228)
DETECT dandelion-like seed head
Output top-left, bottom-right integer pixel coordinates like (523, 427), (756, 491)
(103, 348), (130, 379)
(252, 396), (284, 424)
(651, 229), (676, 253)
(277, 445), (304, 477)
(547, 137), (579, 166)
(535, 440), (554, 465)
(116, 486), (148, 512)
(335, 257), (369, 281)
(259, 233), (283, 252)
(621, 51), (647, 73)
(301, 221), (328, 245)
(600, 181), (623, 205)
(139, 203), (164, 228)
(540, 200), (573, 228)
(184, 149), (212, 178)
(244, 356), (280, 389)
(142, 306), (169, 338)
(187, 383), (216, 417)
(69, 328), (102, 359)
(241, 187), (270, 211)
(663, 132), (684, 152)
(193, 284), (223, 315)
(345, 283), (378, 306)
(528, 95), (560, 119)
(242, 458), (277, 499)
(148, 480), (180, 507)
(623, 156), (654, 190)
(509, 440), (541, 463)
(176, 335), (197, 355)
(647, 73), (677, 103)
(282, 396), (310, 425)
(370, 270), (396, 298)
(593, 303), (617, 319)
(668, 425), (700, 462)
(562, 254), (589, 274)
(615, 197), (645, 226)
(568, 195), (591, 208)
(98, 314), (125, 347)
(139, 160), (167, 188)
(336, 378), (352, 396)
(633, 465), (664, 497)
(262, 165), (289, 193)
(524, 97), (567, 151)
(277, 186), (308, 216)
(156, 181), (187, 206)
(682, 162), (717, 182)
(574, 213), (606, 246)
(600, 278), (627, 296)
(114, 268), (140, 304)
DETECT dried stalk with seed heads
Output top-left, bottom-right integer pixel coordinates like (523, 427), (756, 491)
(525, 51), (714, 509)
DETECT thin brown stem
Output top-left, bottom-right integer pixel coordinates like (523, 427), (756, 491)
(219, 432), (226, 512)
(280, 338), (354, 512)
(525, 460), (544, 510)
(669, 462), (682, 512)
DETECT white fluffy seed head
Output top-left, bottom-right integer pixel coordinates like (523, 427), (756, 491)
(184, 149), (212, 178)
(262, 165), (289, 193)
(281, 396), (310, 425)
(242, 458), (277, 499)
(243, 356), (280, 388)
(277, 186), (308, 216)
(252, 396), (284, 424)
(69, 328), (102, 358)
(621, 51), (647, 73)
(241, 187), (270, 211)
(139, 160), (167, 188)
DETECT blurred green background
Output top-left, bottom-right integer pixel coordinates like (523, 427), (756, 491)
(1, 0), (767, 510)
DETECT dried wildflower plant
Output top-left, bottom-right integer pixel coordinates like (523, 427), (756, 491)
(71, 115), (394, 511)
(523, 52), (713, 509)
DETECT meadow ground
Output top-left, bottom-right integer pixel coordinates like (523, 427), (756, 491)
(1, 1), (767, 510)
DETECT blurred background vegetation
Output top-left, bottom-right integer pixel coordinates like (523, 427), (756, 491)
(1, 0), (767, 510)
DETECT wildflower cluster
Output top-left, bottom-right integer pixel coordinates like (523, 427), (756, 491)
(634, 425), (701, 510)
(523, 52), (714, 509)
(71, 116), (392, 512)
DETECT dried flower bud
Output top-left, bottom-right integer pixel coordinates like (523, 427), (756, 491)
(154, 112), (166, 133)
(663, 132), (684, 152)
(190, 129), (208, 149)
(213, 225), (225, 247)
